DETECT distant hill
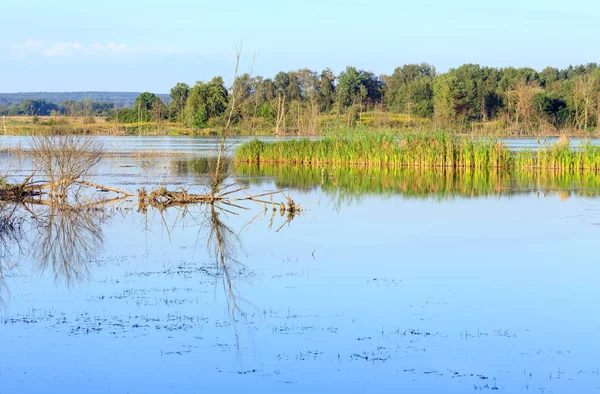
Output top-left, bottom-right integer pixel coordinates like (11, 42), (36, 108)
(0, 92), (170, 107)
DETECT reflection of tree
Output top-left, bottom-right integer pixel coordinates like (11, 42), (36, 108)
(0, 203), (25, 306)
(31, 203), (109, 285)
(145, 198), (300, 349)
(0, 194), (119, 308)
(207, 205), (247, 349)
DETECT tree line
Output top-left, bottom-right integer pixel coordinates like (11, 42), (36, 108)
(134, 63), (600, 133)
(0, 99), (117, 117)
(4, 63), (600, 133)
(0, 92), (170, 107)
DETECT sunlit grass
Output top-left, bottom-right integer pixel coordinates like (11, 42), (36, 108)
(236, 128), (511, 169)
(235, 127), (600, 172)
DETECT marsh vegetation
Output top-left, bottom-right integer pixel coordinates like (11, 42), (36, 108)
(236, 129), (600, 171)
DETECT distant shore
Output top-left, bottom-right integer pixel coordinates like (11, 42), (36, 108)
(2, 115), (600, 138)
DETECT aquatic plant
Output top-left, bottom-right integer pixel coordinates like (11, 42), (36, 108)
(235, 128), (600, 173)
(515, 140), (600, 171)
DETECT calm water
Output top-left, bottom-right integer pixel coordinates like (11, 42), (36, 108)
(1, 135), (600, 155)
(0, 139), (599, 394)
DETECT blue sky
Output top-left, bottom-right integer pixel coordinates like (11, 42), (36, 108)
(1, 0), (598, 93)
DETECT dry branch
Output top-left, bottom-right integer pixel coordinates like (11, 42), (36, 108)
(138, 183), (302, 214)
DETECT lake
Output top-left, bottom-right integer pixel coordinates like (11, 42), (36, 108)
(0, 137), (599, 393)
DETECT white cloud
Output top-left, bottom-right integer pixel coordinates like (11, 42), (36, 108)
(10, 40), (189, 58)
(11, 39), (45, 57)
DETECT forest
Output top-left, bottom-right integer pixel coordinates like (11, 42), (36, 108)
(3, 63), (600, 135)
(0, 92), (170, 107)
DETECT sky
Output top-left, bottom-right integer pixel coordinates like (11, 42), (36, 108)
(1, 0), (599, 93)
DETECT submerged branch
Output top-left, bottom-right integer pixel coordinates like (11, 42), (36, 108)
(137, 184), (302, 214)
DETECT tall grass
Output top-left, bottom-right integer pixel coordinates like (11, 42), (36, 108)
(235, 128), (600, 172)
(515, 140), (600, 172)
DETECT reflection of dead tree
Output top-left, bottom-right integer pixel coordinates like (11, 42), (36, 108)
(206, 204), (252, 352)
(33, 205), (105, 283)
(135, 45), (304, 347)
(0, 206), (23, 258)
(0, 203), (25, 306)
(31, 202), (108, 285)
(143, 191), (302, 350)
(266, 194), (300, 232)
(0, 194), (118, 303)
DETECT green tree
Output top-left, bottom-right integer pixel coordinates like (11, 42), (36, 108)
(183, 78), (228, 128)
(385, 63), (436, 117)
(317, 68), (336, 112)
(433, 64), (501, 123)
(336, 67), (382, 110)
(169, 83), (189, 122)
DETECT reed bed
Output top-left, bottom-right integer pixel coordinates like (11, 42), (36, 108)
(235, 129), (600, 172)
(515, 140), (600, 172)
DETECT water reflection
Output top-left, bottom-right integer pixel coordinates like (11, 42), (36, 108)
(0, 204), (24, 305)
(236, 164), (600, 203)
(2, 158), (599, 393)
(207, 205), (247, 349)
(0, 188), (301, 355)
(31, 203), (109, 285)
(0, 199), (114, 304)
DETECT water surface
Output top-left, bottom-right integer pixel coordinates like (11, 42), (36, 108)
(0, 140), (599, 394)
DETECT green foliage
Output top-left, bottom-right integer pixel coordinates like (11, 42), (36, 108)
(0, 92), (170, 108)
(61, 100), (115, 116)
(108, 92), (167, 123)
(385, 63), (436, 117)
(515, 139), (600, 171)
(433, 64), (501, 123)
(0, 99), (60, 116)
(169, 82), (190, 120)
(135, 92), (158, 111)
(0, 98), (115, 117)
(5, 62), (600, 134)
(236, 128), (600, 172)
(318, 69), (336, 112)
(183, 77), (228, 128)
(532, 91), (568, 124)
(336, 67), (383, 109)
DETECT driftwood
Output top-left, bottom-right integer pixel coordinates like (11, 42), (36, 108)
(1, 173), (42, 201)
(1, 172), (131, 204)
(137, 183), (302, 214)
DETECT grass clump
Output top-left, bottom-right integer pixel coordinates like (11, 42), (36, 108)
(515, 140), (600, 171)
(235, 127), (600, 173)
(236, 128), (511, 170)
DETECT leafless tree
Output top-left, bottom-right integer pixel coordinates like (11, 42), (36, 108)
(28, 135), (104, 199)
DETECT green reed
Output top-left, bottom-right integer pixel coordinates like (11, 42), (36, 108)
(235, 128), (600, 173)
(515, 141), (600, 171)
(235, 128), (511, 169)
